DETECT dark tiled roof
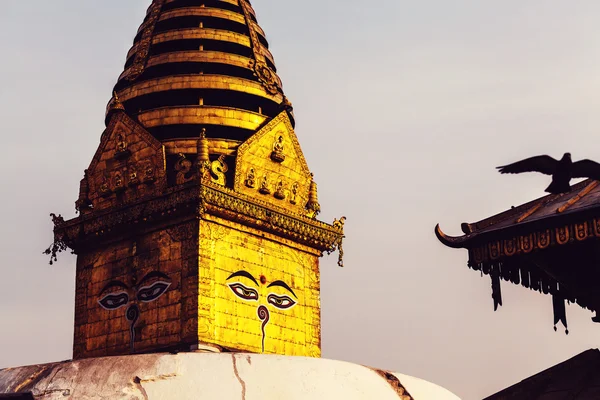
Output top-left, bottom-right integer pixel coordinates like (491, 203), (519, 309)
(436, 179), (600, 247)
(485, 349), (600, 400)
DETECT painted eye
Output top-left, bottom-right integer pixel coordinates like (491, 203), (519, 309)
(137, 281), (171, 303)
(98, 292), (129, 310)
(228, 283), (258, 301)
(267, 294), (296, 310)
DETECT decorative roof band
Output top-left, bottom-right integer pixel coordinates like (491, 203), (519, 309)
(50, 182), (343, 257)
(239, 0), (281, 95)
(467, 218), (599, 265)
(125, 0), (166, 82)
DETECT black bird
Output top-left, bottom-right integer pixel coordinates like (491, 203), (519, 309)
(497, 153), (600, 194)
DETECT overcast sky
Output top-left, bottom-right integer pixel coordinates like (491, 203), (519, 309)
(2, 1), (600, 399)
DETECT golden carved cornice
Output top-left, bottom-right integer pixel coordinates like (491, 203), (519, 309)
(50, 181), (344, 262)
(200, 181), (342, 251)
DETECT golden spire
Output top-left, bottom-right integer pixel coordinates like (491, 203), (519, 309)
(110, 0), (285, 144)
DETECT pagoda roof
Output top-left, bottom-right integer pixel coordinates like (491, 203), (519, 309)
(436, 179), (600, 251)
(434, 179), (600, 324)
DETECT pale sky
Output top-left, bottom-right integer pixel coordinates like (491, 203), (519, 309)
(2, 1), (600, 399)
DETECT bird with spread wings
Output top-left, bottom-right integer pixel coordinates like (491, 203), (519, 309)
(497, 153), (600, 194)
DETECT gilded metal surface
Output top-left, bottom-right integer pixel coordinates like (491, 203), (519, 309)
(162, 138), (241, 156)
(175, 154), (194, 185)
(198, 217), (321, 356)
(125, 0), (165, 82)
(238, 0), (281, 94)
(201, 181), (343, 251)
(52, 0), (346, 359)
(54, 181), (342, 257)
(86, 112), (168, 213)
(164, 0), (242, 8)
(210, 155), (228, 186)
(234, 111), (311, 214)
(164, 0), (241, 6)
(117, 74), (282, 104)
(137, 106), (266, 130)
(306, 177), (321, 218)
(197, 129), (210, 164)
(126, 28), (252, 59)
(159, 7), (245, 25)
(153, 9), (267, 39)
(120, 51), (278, 85)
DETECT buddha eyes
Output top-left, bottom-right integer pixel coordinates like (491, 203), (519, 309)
(137, 281), (171, 303)
(228, 283), (259, 301)
(267, 294), (296, 310)
(98, 292), (129, 310)
(98, 279), (171, 311)
(227, 275), (297, 311)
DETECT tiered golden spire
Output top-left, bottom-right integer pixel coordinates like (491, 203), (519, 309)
(48, 0), (345, 360)
(110, 0), (285, 143)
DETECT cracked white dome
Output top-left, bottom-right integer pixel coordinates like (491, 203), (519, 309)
(0, 353), (460, 399)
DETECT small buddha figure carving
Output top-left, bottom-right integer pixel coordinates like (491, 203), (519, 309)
(116, 134), (127, 152)
(274, 179), (286, 200)
(175, 153), (194, 185)
(99, 176), (111, 196)
(259, 174), (271, 194)
(128, 167), (139, 185)
(144, 165), (156, 182)
(115, 134), (130, 159)
(290, 182), (299, 205)
(270, 135), (286, 163)
(113, 171), (125, 191)
(245, 168), (256, 188)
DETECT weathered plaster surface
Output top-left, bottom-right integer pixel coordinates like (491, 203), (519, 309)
(0, 353), (460, 399)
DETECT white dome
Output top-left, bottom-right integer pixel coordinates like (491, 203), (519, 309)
(0, 352), (460, 399)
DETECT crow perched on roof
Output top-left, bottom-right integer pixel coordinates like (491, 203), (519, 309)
(497, 153), (600, 194)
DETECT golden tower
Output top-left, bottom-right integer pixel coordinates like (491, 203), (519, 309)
(47, 0), (344, 359)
